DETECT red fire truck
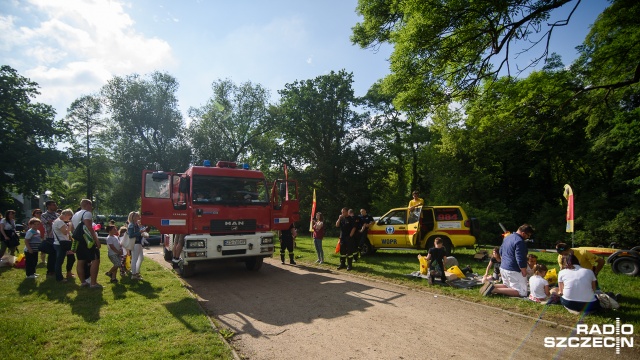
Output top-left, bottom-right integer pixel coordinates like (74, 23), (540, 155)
(141, 160), (299, 277)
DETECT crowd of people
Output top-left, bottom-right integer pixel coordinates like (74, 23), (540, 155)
(0, 199), (148, 289)
(478, 224), (608, 315)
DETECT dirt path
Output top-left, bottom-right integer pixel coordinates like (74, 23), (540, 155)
(145, 250), (618, 360)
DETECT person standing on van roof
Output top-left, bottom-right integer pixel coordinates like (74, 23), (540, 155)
(408, 191), (424, 211)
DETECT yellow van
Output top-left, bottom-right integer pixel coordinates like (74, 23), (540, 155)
(361, 205), (478, 255)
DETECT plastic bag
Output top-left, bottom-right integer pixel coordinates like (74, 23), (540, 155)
(335, 241), (341, 254)
(14, 253), (26, 268)
(544, 268), (558, 286)
(0, 255), (16, 267)
(125, 254), (131, 271)
(447, 265), (466, 279)
(418, 255), (429, 275)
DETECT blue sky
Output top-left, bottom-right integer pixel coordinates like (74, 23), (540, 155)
(1, 0), (610, 121)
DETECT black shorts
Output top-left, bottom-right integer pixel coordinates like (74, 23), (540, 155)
(75, 239), (99, 261)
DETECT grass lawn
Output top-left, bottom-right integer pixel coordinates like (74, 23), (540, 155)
(295, 236), (640, 336)
(0, 247), (234, 360)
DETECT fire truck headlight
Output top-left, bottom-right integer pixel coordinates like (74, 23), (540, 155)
(261, 237), (273, 245)
(187, 240), (206, 248)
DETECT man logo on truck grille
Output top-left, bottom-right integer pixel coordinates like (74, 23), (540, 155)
(225, 221), (245, 226)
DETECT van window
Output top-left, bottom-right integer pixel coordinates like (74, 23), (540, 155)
(434, 208), (462, 221)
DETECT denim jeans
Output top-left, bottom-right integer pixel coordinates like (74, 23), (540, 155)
(313, 238), (324, 261)
(561, 297), (601, 313)
(54, 242), (76, 281)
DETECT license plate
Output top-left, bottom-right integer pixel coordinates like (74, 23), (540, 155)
(224, 239), (246, 246)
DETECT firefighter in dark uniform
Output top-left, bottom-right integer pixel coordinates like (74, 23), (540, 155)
(355, 208), (374, 261)
(336, 207), (357, 270)
(279, 223), (296, 265)
(349, 209), (362, 261)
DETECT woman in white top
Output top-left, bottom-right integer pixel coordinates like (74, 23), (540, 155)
(558, 254), (601, 314)
(53, 209), (75, 282)
(0, 210), (18, 257)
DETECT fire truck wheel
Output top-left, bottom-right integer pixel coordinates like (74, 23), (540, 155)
(611, 257), (640, 276)
(178, 262), (195, 277)
(245, 257), (264, 271)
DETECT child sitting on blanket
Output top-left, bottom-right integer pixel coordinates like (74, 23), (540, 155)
(529, 264), (558, 303)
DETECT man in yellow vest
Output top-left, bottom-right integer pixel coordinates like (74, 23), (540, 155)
(556, 243), (605, 276)
(408, 191), (424, 211)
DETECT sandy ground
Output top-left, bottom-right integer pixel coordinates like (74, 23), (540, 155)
(144, 249), (630, 360)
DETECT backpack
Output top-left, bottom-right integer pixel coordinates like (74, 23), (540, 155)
(72, 211), (87, 243)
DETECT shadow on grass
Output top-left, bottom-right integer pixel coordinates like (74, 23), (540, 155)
(164, 297), (204, 332)
(125, 278), (162, 299)
(69, 286), (108, 323)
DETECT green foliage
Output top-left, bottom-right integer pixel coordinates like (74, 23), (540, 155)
(0, 65), (68, 206)
(100, 72), (191, 212)
(188, 79), (272, 164)
(270, 70), (372, 226)
(352, 0), (580, 107)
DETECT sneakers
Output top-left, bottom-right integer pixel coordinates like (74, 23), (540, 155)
(346, 266), (352, 271)
(90, 283), (103, 289)
(26, 274), (37, 279)
(110, 278), (118, 283)
(171, 257), (181, 264)
(479, 282), (495, 296)
(105, 272), (112, 278)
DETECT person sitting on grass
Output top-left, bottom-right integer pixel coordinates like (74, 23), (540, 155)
(418, 237), (447, 285)
(528, 264), (551, 303)
(526, 254), (538, 279)
(479, 224), (533, 297)
(558, 254), (601, 314)
(482, 246), (501, 283)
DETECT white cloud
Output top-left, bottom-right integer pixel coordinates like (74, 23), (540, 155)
(2, 0), (176, 116)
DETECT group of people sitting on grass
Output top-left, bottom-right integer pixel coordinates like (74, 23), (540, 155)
(477, 224), (610, 315)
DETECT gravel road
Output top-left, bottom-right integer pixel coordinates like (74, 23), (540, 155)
(145, 250), (624, 360)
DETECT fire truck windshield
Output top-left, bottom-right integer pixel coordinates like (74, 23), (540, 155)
(192, 175), (268, 205)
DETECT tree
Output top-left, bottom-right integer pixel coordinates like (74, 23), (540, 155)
(64, 95), (103, 199)
(351, 0), (591, 107)
(0, 65), (68, 207)
(188, 79), (272, 164)
(100, 72), (191, 211)
(271, 70), (371, 219)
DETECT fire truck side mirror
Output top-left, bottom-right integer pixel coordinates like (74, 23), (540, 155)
(179, 177), (190, 193)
